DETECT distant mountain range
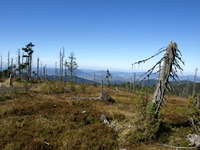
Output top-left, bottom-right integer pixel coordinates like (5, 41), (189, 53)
(34, 68), (200, 84)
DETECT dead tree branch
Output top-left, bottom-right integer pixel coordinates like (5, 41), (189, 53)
(156, 143), (199, 149)
(132, 48), (166, 66)
(69, 97), (102, 100)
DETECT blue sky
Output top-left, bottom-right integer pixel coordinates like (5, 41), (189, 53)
(0, 0), (200, 75)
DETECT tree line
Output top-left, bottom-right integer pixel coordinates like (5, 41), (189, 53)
(0, 42), (78, 83)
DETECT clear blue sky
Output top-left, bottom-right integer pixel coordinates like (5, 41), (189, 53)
(0, 0), (199, 74)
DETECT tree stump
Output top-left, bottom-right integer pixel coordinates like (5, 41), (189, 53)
(8, 74), (13, 87)
(101, 90), (115, 103)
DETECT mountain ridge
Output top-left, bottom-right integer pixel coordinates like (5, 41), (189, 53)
(34, 68), (200, 83)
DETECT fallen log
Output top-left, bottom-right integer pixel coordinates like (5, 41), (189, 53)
(69, 97), (102, 100)
(69, 91), (115, 103)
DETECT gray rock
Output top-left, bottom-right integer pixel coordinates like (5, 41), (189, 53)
(187, 134), (200, 147)
(100, 114), (110, 125)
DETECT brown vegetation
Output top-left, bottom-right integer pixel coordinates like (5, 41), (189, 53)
(0, 81), (198, 150)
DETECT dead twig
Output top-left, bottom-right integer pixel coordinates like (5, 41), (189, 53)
(156, 143), (199, 149)
(185, 106), (200, 125)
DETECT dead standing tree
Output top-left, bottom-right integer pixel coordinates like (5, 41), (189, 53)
(133, 41), (184, 118)
(59, 48), (65, 82)
(192, 68), (198, 98)
(37, 57), (40, 79)
(17, 49), (21, 78)
(7, 51), (10, 78)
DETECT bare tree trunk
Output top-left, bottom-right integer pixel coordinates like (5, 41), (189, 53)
(64, 62), (67, 82)
(40, 62), (43, 80)
(59, 50), (62, 82)
(26, 57), (29, 79)
(37, 57), (39, 79)
(8, 74), (13, 87)
(7, 51), (10, 77)
(59, 48), (65, 82)
(28, 54), (32, 80)
(152, 42), (178, 116)
(18, 49), (21, 78)
(11, 58), (13, 74)
(62, 47), (65, 82)
(8, 51), (10, 69)
(192, 68), (198, 98)
(21, 52), (24, 78)
(43, 65), (46, 81)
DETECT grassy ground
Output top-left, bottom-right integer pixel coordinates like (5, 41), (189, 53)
(0, 81), (196, 150)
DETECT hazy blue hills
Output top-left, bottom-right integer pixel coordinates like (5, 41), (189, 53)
(34, 68), (199, 84)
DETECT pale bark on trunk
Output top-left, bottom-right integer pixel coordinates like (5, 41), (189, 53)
(152, 42), (177, 115)
(29, 54), (32, 80)
(7, 51), (10, 77)
(40, 62), (43, 80)
(11, 58), (13, 74)
(43, 65), (46, 80)
(18, 49), (21, 78)
(37, 57), (39, 79)
(192, 68), (198, 98)
(59, 50), (62, 81)
(22, 53), (24, 78)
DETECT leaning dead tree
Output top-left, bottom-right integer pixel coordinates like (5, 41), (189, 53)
(133, 41), (184, 117)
